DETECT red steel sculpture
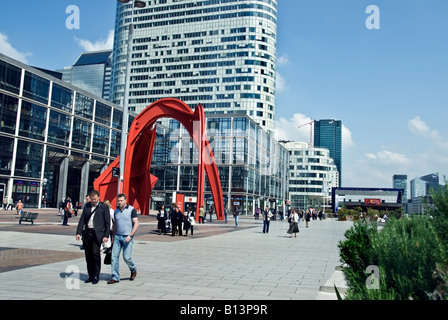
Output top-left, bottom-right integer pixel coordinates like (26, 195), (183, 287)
(94, 98), (224, 221)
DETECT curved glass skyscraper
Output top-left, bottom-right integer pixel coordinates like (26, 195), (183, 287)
(111, 0), (277, 133)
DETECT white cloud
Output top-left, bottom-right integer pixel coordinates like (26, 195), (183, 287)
(408, 116), (430, 136)
(342, 125), (354, 150)
(276, 72), (288, 92)
(277, 54), (290, 66)
(0, 32), (31, 63)
(408, 116), (448, 152)
(75, 29), (114, 51)
(364, 150), (412, 167)
(274, 113), (354, 151)
(274, 113), (313, 143)
(276, 55), (291, 93)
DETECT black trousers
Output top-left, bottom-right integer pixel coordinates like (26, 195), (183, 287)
(83, 229), (101, 279)
(172, 223), (182, 236)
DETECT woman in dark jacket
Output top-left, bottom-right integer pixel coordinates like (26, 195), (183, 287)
(157, 205), (167, 235)
(305, 209), (311, 228)
(170, 204), (184, 236)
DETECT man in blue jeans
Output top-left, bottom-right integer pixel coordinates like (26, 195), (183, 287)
(107, 193), (139, 284)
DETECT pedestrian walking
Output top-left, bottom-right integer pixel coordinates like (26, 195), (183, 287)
(199, 205), (205, 224)
(157, 204), (168, 235)
(224, 206), (229, 223)
(183, 206), (195, 237)
(75, 190), (111, 285)
(305, 209), (311, 228)
(170, 203), (183, 236)
(262, 206), (273, 233)
(15, 199), (24, 215)
(233, 205), (240, 227)
(287, 209), (300, 238)
(62, 196), (72, 226)
(208, 205), (214, 222)
(7, 197), (13, 210)
(3, 196), (7, 210)
(254, 207), (260, 220)
(107, 193), (139, 284)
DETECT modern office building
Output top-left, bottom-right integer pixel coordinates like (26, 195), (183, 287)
(314, 119), (342, 186)
(410, 177), (427, 199)
(150, 112), (289, 215)
(408, 173), (440, 214)
(0, 53), (128, 208)
(282, 141), (338, 210)
(420, 173), (441, 194)
(393, 174), (408, 201)
(110, 0), (278, 134)
(58, 50), (113, 101)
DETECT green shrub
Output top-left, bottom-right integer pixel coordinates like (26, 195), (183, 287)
(372, 216), (443, 299)
(339, 181), (448, 300)
(339, 216), (447, 300)
(338, 221), (378, 297)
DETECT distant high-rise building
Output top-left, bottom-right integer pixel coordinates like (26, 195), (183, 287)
(409, 173), (440, 214)
(420, 173), (440, 194)
(110, 0), (278, 133)
(314, 119), (342, 186)
(393, 174), (408, 201)
(58, 50), (113, 101)
(410, 177), (428, 199)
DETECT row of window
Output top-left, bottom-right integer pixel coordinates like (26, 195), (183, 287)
(144, 0), (277, 11)
(0, 61), (122, 128)
(151, 164), (284, 198)
(124, 1), (277, 26)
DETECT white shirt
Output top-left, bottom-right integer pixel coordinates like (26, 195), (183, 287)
(88, 203), (98, 228)
(292, 212), (299, 223)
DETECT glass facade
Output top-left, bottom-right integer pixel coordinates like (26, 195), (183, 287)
(0, 53), (126, 208)
(314, 119), (342, 187)
(111, 0), (278, 134)
(393, 174), (408, 201)
(59, 50), (112, 101)
(150, 113), (289, 215)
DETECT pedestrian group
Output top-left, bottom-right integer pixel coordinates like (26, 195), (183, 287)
(68, 187), (322, 285)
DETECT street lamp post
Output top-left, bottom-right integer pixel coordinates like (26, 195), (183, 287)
(117, 0), (146, 195)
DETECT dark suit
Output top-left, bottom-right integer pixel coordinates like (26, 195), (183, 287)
(76, 202), (110, 282)
(170, 208), (184, 236)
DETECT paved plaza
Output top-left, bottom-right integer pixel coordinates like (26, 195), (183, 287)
(0, 209), (351, 301)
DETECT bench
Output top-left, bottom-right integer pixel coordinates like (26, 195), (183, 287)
(15, 211), (39, 224)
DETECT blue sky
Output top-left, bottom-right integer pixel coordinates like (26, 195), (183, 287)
(1, 0), (447, 192)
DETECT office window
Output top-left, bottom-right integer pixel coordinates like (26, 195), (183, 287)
(47, 110), (71, 147)
(95, 102), (112, 126)
(112, 109), (123, 130)
(23, 71), (50, 104)
(74, 93), (94, 119)
(0, 92), (18, 134)
(0, 60), (21, 94)
(72, 118), (91, 151)
(110, 130), (121, 158)
(15, 140), (44, 178)
(51, 83), (73, 112)
(92, 124), (109, 155)
(19, 101), (47, 141)
(0, 135), (14, 175)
